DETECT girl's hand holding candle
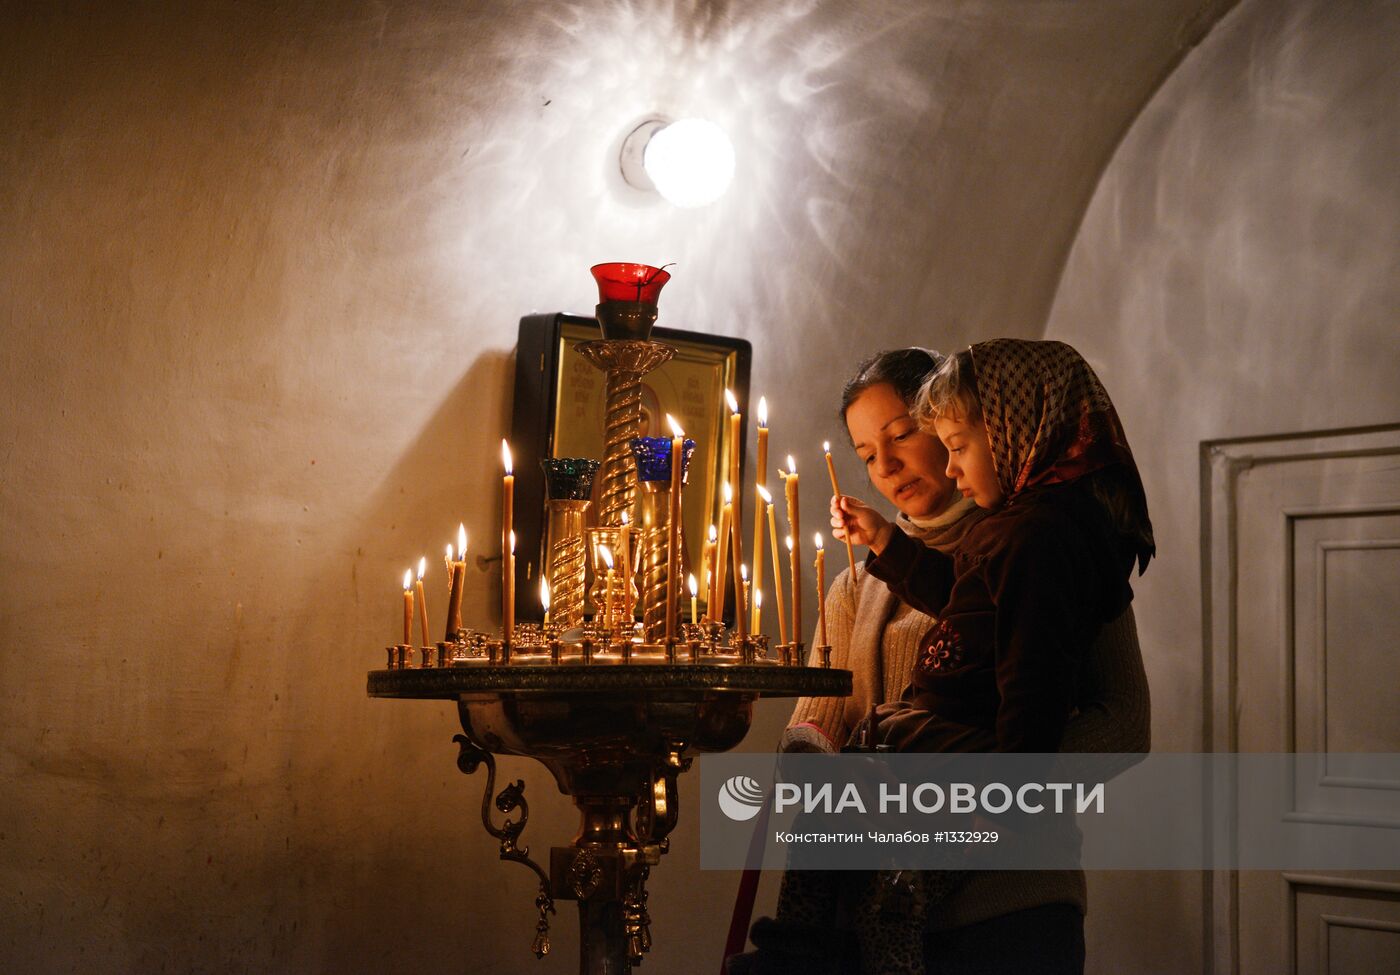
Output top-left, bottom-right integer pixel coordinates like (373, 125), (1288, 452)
(829, 494), (894, 553)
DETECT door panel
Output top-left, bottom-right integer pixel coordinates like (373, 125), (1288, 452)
(1204, 426), (1400, 974)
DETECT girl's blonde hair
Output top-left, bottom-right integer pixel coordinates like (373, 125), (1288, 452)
(913, 348), (981, 429)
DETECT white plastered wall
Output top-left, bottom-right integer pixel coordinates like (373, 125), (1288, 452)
(1045, 0), (1400, 971)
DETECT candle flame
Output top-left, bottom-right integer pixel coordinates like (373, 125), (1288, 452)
(598, 544), (614, 569)
(755, 588), (762, 608)
(823, 440), (831, 454)
(417, 556), (426, 581)
(458, 523), (468, 558)
(666, 413), (684, 438)
(708, 523), (718, 542)
(539, 577), (550, 611)
(786, 534), (794, 551)
(403, 569), (413, 590)
(688, 573), (698, 596)
(509, 530), (516, 553)
(445, 543), (454, 561)
(501, 439), (513, 475)
(725, 388), (739, 414)
(814, 532), (825, 549)
(621, 511), (629, 526)
(757, 484), (773, 504)
(723, 481), (732, 503)
(757, 395), (768, 428)
(787, 455), (797, 474)
(741, 563), (748, 581)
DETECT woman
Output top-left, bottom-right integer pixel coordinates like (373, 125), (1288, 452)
(769, 348), (1150, 974)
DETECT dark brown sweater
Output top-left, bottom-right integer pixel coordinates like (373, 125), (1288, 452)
(865, 481), (1134, 754)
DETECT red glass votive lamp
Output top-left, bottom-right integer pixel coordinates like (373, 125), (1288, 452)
(590, 262), (671, 341)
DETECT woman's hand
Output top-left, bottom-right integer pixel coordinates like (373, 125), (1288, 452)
(830, 494), (894, 553)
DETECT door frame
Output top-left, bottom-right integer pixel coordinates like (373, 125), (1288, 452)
(1201, 422), (1400, 975)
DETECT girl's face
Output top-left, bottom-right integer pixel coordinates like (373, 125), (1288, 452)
(933, 414), (1005, 509)
(845, 383), (959, 519)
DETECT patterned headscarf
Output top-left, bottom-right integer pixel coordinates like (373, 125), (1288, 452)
(970, 338), (1155, 572)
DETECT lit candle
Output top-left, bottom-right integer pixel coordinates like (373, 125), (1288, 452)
(760, 485), (789, 646)
(814, 532), (828, 649)
(701, 523), (717, 609)
(502, 440), (515, 644)
(665, 414), (685, 642)
(725, 388), (741, 504)
(786, 534), (796, 645)
(445, 525), (467, 641)
(599, 544), (615, 632)
(824, 440), (858, 578)
(714, 483), (732, 622)
(688, 573), (698, 626)
(750, 396), (768, 634)
(726, 392), (746, 641)
(402, 569), (414, 647)
(741, 563), (750, 617)
(415, 557), (430, 648)
(785, 456), (802, 647)
(540, 577), (551, 628)
(620, 511), (635, 622)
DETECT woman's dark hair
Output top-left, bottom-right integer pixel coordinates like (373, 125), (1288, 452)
(839, 348), (943, 426)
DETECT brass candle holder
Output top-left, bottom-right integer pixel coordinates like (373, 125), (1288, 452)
(368, 263), (852, 974)
(631, 436), (695, 643)
(542, 458), (599, 631)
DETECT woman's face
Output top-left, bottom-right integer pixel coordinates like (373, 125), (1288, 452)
(933, 414), (1005, 509)
(845, 383), (958, 519)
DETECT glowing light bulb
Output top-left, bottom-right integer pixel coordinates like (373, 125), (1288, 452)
(644, 118), (735, 208)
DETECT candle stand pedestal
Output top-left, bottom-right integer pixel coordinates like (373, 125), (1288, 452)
(367, 663), (849, 975)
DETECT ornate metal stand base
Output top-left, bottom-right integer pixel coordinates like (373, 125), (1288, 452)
(370, 665), (850, 974)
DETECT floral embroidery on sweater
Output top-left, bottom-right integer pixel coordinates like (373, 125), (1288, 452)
(918, 618), (965, 673)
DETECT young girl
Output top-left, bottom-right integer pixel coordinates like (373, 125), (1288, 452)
(833, 338), (1154, 755)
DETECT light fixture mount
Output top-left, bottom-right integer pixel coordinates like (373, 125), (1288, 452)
(619, 117), (670, 192)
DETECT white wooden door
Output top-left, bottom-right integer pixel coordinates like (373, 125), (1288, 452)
(1205, 425), (1400, 975)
